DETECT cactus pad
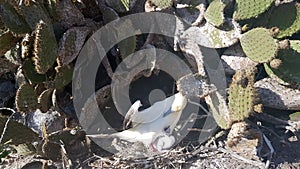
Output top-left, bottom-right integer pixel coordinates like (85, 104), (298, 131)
(264, 40), (300, 83)
(33, 20), (58, 74)
(22, 58), (46, 83)
(16, 83), (38, 113)
(266, 2), (300, 38)
(240, 28), (278, 63)
(233, 0), (275, 21)
(57, 26), (91, 66)
(204, 0), (226, 27)
(228, 67), (258, 125)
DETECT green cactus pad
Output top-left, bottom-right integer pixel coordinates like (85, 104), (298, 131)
(18, 0), (52, 31)
(204, 0), (226, 27)
(57, 27), (91, 66)
(240, 28), (278, 63)
(38, 88), (54, 112)
(233, 0), (275, 20)
(264, 40), (300, 83)
(151, 0), (173, 9)
(0, 30), (19, 56)
(16, 83), (38, 113)
(33, 20), (58, 74)
(266, 2), (300, 38)
(22, 58), (46, 83)
(0, 116), (39, 145)
(0, 2), (31, 34)
(54, 64), (74, 89)
(228, 67), (257, 125)
(105, 0), (130, 12)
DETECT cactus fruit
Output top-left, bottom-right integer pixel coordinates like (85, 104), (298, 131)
(233, 0), (275, 21)
(150, 0), (173, 9)
(16, 83), (38, 113)
(240, 28), (278, 63)
(0, 1), (31, 34)
(57, 26), (91, 66)
(264, 40), (300, 83)
(228, 67), (258, 125)
(204, 0), (226, 27)
(33, 20), (58, 74)
(266, 2), (300, 38)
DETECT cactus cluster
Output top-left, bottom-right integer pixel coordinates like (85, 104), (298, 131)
(198, 0), (300, 116)
(0, 1), (85, 113)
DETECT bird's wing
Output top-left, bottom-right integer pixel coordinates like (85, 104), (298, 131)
(126, 95), (176, 128)
(123, 100), (142, 130)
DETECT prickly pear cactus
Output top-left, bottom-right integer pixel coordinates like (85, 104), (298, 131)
(57, 26), (91, 66)
(22, 58), (46, 84)
(266, 2), (300, 38)
(228, 67), (259, 125)
(16, 83), (38, 113)
(264, 40), (300, 83)
(204, 0), (226, 27)
(240, 28), (278, 63)
(33, 20), (58, 74)
(233, 0), (275, 21)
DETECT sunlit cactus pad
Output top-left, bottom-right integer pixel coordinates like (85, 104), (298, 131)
(228, 67), (258, 125)
(240, 28), (278, 63)
(204, 0), (226, 27)
(233, 0), (275, 20)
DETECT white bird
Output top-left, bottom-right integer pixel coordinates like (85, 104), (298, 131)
(87, 92), (187, 151)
